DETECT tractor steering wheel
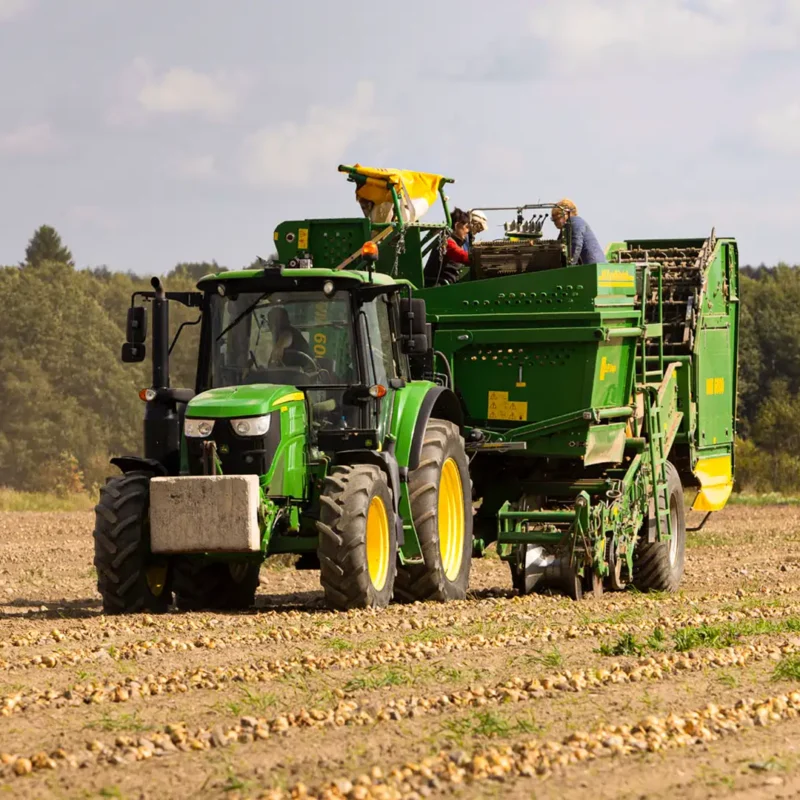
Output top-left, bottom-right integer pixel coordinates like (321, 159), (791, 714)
(271, 349), (319, 375)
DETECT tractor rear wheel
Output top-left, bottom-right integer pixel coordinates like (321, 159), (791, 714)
(633, 461), (686, 592)
(396, 419), (473, 603)
(172, 560), (261, 611)
(93, 472), (172, 615)
(317, 464), (397, 610)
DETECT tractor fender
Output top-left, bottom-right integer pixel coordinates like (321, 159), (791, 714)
(110, 456), (168, 477)
(391, 383), (463, 479)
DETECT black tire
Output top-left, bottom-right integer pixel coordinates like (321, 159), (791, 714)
(317, 464), (397, 610)
(172, 560), (261, 611)
(93, 472), (171, 615)
(395, 419), (473, 603)
(633, 461), (686, 592)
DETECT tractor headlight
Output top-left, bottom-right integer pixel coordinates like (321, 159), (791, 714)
(231, 415), (271, 437)
(184, 418), (215, 438)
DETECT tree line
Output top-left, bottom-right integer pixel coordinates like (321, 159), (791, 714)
(0, 226), (795, 494)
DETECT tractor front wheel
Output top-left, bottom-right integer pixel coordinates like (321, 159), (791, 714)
(93, 472), (172, 615)
(317, 465), (397, 610)
(396, 419), (473, 603)
(172, 560), (261, 611)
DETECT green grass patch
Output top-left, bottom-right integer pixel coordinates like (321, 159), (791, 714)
(87, 710), (151, 734)
(343, 667), (415, 693)
(772, 655), (800, 682)
(728, 492), (800, 507)
(673, 617), (800, 652)
(597, 632), (645, 657)
(0, 487), (96, 512)
(442, 709), (544, 746)
(327, 637), (354, 651)
(673, 624), (741, 651)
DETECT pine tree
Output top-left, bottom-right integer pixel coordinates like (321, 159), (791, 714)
(23, 225), (74, 268)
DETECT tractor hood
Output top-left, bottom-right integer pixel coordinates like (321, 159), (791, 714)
(186, 384), (303, 419)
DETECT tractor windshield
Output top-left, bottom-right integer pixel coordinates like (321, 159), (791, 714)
(209, 290), (356, 389)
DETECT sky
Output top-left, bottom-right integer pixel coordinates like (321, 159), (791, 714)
(0, 0), (798, 273)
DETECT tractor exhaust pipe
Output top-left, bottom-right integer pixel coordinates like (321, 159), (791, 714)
(151, 277), (169, 390)
(144, 277), (180, 471)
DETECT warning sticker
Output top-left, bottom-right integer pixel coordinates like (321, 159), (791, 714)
(487, 391), (528, 422)
(298, 228), (309, 250)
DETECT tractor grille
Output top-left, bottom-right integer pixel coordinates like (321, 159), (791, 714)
(613, 231), (717, 355)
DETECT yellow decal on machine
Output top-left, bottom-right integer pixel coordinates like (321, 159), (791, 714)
(598, 268), (634, 288)
(599, 356), (618, 381)
(272, 392), (304, 407)
(297, 228), (309, 249)
(487, 391), (528, 422)
(706, 377), (725, 395)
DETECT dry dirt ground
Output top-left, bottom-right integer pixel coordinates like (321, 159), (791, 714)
(2, 506), (800, 799)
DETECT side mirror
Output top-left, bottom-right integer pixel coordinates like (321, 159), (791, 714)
(400, 334), (430, 355)
(122, 342), (146, 363)
(398, 298), (427, 336)
(126, 306), (148, 344)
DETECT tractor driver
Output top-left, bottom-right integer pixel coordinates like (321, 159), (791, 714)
(267, 306), (315, 368)
(551, 199), (606, 266)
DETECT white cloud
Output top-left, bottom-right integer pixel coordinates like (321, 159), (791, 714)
(108, 58), (250, 124)
(0, 122), (58, 155)
(176, 154), (218, 179)
(755, 101), (800, 155)
(242, 81), (386, 188)
(528, 0), (800, 69)
(0, 0), (31, 22)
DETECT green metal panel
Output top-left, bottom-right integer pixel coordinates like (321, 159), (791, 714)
(267, 399), (308, 499)
(695, 326), (734, 447)
(186, 384), (298, 418)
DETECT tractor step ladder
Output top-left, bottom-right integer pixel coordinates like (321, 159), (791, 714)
(644, 386), (673, 544)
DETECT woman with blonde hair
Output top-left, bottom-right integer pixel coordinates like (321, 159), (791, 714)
(551, 198), (606, 265)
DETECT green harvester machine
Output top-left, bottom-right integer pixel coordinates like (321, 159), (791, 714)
(94, 163), (738, 612)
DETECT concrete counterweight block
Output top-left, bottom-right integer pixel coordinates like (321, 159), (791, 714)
(149, 475), (261, 553)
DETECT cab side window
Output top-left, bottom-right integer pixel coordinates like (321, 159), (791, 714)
(360, 296), (398, 386)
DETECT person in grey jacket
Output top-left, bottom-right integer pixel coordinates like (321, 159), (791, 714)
(551, 199), (606, 265)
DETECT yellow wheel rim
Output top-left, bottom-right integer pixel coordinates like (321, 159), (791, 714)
(438, 458), (465, 581)
(365, 495), (390, 591)
(146, 565), (167, 597)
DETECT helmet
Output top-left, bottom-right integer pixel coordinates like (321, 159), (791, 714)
(469, 209), (488, 235)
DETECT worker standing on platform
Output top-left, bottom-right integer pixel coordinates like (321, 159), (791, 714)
(551, 199), (606, 265)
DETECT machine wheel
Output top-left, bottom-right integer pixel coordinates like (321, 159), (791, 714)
(508, 544), (546, 596)
(633, 462), (686, 592)
(317, 464), (397, 610)
(396, 419), (473, 603)
(172, 560), (261, 611)
(93, 472), (171, 615)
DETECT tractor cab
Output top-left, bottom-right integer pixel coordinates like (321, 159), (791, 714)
(189, 266), (421, 467)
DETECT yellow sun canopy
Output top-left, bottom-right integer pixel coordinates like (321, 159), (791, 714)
(340, 164), (445, 224)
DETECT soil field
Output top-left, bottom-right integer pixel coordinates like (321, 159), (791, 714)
(2, 506), (800, 799)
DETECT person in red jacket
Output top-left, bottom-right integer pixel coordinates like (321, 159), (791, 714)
(424, 208), (471, 287)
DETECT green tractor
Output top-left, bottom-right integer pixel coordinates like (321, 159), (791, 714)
(94, 262), (473, 613)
